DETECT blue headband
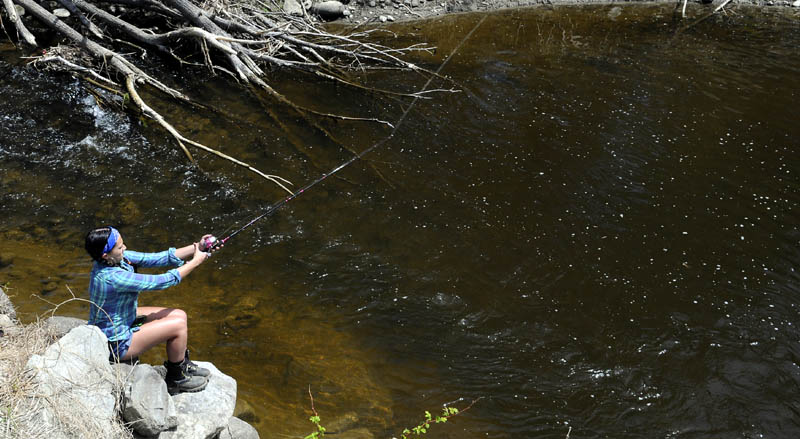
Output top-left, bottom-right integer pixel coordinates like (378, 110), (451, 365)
(103, 227), (120, 254)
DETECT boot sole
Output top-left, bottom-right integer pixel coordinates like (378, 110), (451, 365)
(168, 381), (208, 396)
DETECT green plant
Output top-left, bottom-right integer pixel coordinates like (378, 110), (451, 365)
(401, 407), (459, 439)
(304, 414), (326, 439)
(305, 386), (326, 439)
(304, 387), (478, 439)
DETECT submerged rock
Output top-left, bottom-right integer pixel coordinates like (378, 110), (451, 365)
(337, 428), (375, 439)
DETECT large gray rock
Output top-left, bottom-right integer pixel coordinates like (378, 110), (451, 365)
(217, 417), (259, 439)
(25, 325), (118, 436)
(0, 286), (17, 321)
(309, 0), (345, 19)
(283, 0), (304, 15)
(123, 364), (178, 436)
(157, 361), (237, 439)
(45, 315), (86, 338)
(0, 314), (18, 337)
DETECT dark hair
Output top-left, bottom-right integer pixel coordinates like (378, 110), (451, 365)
(85, 227), (112, 262)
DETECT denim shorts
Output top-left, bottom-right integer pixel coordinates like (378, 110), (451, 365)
(107, 315), (145, 362)
(108, 337), (132, 362)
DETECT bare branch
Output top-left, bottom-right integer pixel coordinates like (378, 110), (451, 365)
(2, 0), (37, 46)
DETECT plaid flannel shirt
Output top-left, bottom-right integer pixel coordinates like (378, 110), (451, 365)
(88, 248), (184, 342)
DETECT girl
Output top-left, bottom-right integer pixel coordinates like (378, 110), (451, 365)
(85, 226), (215, 395)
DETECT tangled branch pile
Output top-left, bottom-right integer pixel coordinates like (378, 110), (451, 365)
(1, 0), (430, 189)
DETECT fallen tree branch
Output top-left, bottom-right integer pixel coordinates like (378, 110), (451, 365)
(2, 0), (37, 46)
(125, 76), (294, 193)
(55, 0), (104, 38)
(11, 0), (434, 196)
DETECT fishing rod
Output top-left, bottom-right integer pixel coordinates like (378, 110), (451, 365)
(202, 16), (486, 253)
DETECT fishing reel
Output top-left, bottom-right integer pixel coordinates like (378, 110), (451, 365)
(200, 235), (220, 253)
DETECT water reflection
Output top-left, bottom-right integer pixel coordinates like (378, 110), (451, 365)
(3, 4), (800, 438)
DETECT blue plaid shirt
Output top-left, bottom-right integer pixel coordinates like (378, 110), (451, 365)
(88, 248), (184, 342)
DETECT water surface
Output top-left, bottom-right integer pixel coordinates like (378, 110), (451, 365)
(2, 4), (800, 437)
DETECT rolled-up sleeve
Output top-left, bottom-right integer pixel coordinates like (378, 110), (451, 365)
(108, 268), (182, 292)
(125, 248), (185, 268)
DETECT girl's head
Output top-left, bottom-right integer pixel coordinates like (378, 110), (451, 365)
(85, 226), (126, 265)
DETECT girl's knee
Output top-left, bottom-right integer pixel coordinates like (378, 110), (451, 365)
(170, 308), (188, 322)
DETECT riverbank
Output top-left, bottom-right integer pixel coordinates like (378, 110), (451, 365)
(0, 286), (259, 439)
(336, 0), (799, 24)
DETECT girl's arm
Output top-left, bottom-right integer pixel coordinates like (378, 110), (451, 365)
(175, 234), (216, 260)
(111, 244), (207, 290)
(176, 244), (207, 278)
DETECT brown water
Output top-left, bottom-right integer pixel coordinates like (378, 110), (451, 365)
(2, 4), (800, 437)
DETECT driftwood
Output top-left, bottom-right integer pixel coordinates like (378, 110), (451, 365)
(2, 0), (432, 191)
(2, 0), (36, 45)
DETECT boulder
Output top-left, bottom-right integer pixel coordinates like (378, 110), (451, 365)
(309, 1), (346, 19)
(45, 316), (86, 338)
(25, 325), (118, 436)
(794, 0), (800, 6)
(123, 364), (178, 436)
(283, 0), (305, 16)
(0, 314), (18, 337)
(156, 361), (237, 439)
(0, 287), (17, 321)
(217, 417), (260, 439)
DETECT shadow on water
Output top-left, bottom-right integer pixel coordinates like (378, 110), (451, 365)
(3, 3), (800, 437)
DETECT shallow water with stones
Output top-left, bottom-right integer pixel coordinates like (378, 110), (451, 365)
(2, 4), (800, 437)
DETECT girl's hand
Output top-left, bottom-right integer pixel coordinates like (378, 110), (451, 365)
(199, 234), (223, 253)
(192, 243), (209, 262)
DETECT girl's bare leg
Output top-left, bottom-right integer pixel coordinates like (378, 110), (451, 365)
(122, 307), (189, 362)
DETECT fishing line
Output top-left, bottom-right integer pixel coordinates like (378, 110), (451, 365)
(206, 16), (487, 252)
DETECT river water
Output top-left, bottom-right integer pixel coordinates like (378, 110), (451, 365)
(2, 4), (800, 438)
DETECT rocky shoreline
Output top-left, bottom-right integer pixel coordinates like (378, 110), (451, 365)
(294, 0), (800, 24)
(0, 287), (258, 439)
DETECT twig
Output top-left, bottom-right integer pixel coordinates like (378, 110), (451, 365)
(399, 3), (423, 18)
(34, 55), (120, 86)
(308, 384), (318, 417)
(713, 0), (733, 13)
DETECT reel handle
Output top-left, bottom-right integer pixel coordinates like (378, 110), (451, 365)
(200, 235), (220, 253)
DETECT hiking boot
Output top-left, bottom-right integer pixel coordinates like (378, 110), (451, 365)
(164, 360), (208, 395)
(183, 349), (211, 377)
